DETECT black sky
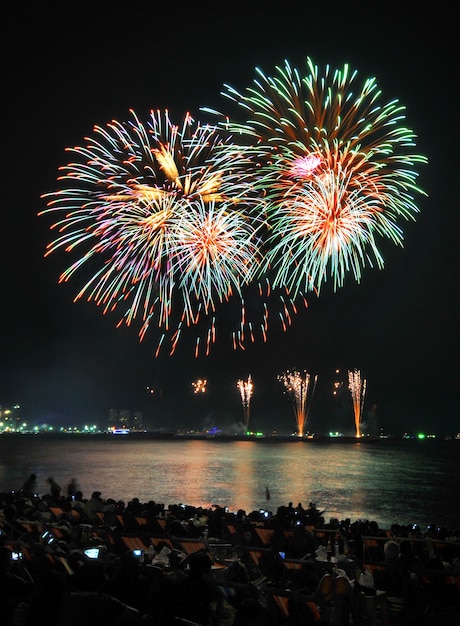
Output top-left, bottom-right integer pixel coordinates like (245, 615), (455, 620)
(2, 2), (458, 435)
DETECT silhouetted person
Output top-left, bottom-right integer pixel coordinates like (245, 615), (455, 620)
(57, 561), (141, 625)
(46, 476), (61, 502)
(153, 551), (220, 625)
(372, 540), (419, 624)
(0, 545), (33, 624)
(82, 491), (104, 523)
(66, 478), (80, 499)
(21, 473), (37, 498)
(25, 565), (68, 626)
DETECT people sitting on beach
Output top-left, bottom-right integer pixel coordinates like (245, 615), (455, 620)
(1, 487), (459, 626)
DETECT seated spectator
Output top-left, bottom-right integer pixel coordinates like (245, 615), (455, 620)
(25, 565), (68, 626)
(372, 540), (420, 624)
(0, 546), (33, 625)
(57, 561), (142, 625)
(82, 491), (105, 523)
(105, 550), (153, 616)
(399, 539), (422, 575)
(152, 551), (220, 625)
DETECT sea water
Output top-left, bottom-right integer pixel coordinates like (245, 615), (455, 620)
(0, 435), (458, 532)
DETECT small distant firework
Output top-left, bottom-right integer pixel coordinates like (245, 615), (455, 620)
(332, 369), (344, 398)
(207, 56), (427, 296)
(192, 379), (207, 394)
(278, 369), (318, 437)
(237, 375), (253, 430)
(348, 369), (367, 438)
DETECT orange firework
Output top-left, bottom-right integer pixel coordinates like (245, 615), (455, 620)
(192, 379), (207, 394)
(237, 375), (253, 430)
(348, 369), (366, 438)
(278, 370), (318, 437)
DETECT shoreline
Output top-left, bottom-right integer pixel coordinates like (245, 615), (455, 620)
(1, 431), (459, 442)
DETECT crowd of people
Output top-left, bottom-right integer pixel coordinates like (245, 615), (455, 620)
(0, 473), (459, 625)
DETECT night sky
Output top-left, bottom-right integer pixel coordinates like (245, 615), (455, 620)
(2, 3), (458, 435)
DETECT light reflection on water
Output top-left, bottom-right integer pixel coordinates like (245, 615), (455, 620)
(0, 436), (458, 531)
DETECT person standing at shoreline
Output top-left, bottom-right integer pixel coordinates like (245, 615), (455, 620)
(66, 477), (80, 499)
(21, 473), (37, 498)
(46, 477), (61, 502)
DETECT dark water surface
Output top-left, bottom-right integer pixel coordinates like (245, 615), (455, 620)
(1, 436), (459, 532)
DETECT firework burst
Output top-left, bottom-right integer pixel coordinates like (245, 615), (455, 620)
(206, 56), (427, 295)
(40, 109), (270, 356)
(192, 379), (207, 394)
(278, 369), (318, 437)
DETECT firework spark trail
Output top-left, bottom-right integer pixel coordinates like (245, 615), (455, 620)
(278, 370), (318, 437)
(205, 56), (427, 297)
(237, 375), (253, 430)
(348, 369), (367, 438)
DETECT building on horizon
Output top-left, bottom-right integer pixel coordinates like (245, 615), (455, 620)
(0, 404), (22, 432)
(108, 408), (144, 432)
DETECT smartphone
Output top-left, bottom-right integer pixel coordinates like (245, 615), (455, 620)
(132, 549), (144, 559)
(278, 551), (286, 559)
(12, 551), (23, 561)
(41, 530), (55, 545)
(84, 548), (100, 559)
